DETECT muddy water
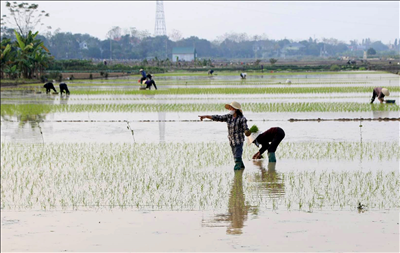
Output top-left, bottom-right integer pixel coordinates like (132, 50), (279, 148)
(1, 115), (399, 143)
(2, 209), (398, 252)
(1, 72), (399, 251)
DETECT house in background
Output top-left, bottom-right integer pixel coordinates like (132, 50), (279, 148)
(172, 47), (197, 62)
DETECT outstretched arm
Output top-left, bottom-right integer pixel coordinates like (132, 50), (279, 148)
(198, 115), (212, 121)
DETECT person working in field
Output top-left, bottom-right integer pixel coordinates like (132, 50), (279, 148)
(59, 82), (70, 95)
(139, 69), (147, 83)
(144, 78), (158, 90)
(208, 69), (214, 75)
(246, 125), (285, 163)
(44, 80), (57, 94)
(240, 73), (247, 79)
(370, 87), (390, 104)
(198, 101), (249, 171)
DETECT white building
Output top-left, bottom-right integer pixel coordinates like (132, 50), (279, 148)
(172, 47), (197, 62)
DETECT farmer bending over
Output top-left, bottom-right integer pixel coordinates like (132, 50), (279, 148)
(240, 73), (247, 79)
(59, 82), (70, 95)
(44, 80), (57, 94)
(370, 87), (390, 104)
(246, 125), (285, 163)
(199, 101), (249, 170)
(144, 78), (158, 90)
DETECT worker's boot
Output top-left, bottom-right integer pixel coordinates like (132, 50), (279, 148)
(268, 152), (276, 163)
(234, 158), (245, 170)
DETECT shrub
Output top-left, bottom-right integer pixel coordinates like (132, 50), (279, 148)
(330, 65), (340, 71)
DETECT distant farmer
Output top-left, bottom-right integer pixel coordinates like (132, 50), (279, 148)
(240, 73), (247, 79)
(144, 78), (158, 90)
(208, 69), (214, 75)
(198, 101), (249, 171)
(59, 82), (70, 95)
(139, 69), (147, 83)
(44, 80), (57, 94)
(246, 125), (285, 163)
(370, 87), (390, 104)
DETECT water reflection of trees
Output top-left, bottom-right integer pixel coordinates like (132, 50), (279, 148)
(1, 96), (56, 129)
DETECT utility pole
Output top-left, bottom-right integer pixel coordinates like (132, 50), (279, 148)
(154, 1), (167, 36)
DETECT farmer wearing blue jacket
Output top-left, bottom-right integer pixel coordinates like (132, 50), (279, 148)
(139, 69), (147, 83)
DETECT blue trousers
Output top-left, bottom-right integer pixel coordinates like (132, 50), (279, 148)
(231, 144), (243, 159)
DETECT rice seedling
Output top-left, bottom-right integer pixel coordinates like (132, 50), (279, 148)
(2, 102), (399, 116)
(37, 86), (400, 95)
(1, 142), (398, 211)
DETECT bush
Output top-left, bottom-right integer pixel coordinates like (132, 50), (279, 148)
(48, 71), (60, 80)
(40, 75), (48, 82)
(330, 65), (340, 71)
(359, 67), (366, 70)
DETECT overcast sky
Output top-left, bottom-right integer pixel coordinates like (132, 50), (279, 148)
(1, 1), (399, 44)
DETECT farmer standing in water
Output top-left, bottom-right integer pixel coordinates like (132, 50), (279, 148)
(199, 101), (250, 170)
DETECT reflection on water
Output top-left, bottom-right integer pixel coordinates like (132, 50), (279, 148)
(59, 95), (70, 105)
(1, 94), (56, 129)
(252, 160), (285, 198)
(225, 170), (250, 235)
(202, 170), (251, 235)
(371, 104), (390, 118)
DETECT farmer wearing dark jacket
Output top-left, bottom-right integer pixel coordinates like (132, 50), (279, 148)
(44, 80), (57, 94)
(199, 101), (249, 170)
(59, 82), (70, 95)
(246, 125), (285, 162)
(370, 87), (390, 104)
(145, 78), (158, 90)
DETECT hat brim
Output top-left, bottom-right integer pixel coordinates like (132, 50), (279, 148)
(247, 132), (260, 146)
(225, 104), (242, 113)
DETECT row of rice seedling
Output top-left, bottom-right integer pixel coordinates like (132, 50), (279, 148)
(2, 102), (399, 116)
(4, 86), (400, 95)
(2, 95), (379, 103)
(247, 170), (399, 211)
(21, 81), (373, 87)
(47, 86), (400, 95)
(1, 142), (398, 211)
(134, 71), (390, 77)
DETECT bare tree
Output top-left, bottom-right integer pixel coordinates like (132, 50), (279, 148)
(1, 2), (50, 37)
(168, 29), (182, 42)
(106, 26), (121, 60)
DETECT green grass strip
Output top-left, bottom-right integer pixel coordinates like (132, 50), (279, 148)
(2, 102), (399, 115)
(50, 86), (400, 95)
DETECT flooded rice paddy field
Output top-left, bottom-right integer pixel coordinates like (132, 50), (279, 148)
(1, 71), (399, 251)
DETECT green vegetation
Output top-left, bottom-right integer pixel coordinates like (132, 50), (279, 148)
(1, 30), (52, 79)
(249, 125), (259, 133)
(2, 102), (399, 115)
(26, 86), (400, 95)
(1, 142), (398, 211)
